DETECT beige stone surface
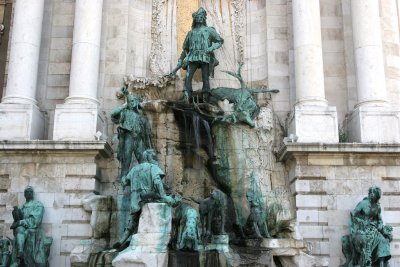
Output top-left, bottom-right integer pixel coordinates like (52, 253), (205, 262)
(0, 141), (111, 267)
(112, 203), (172, 267)
(281, 143), (400, 267)
(1, 1), (400, 266)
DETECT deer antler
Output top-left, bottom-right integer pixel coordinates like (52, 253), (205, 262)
(221, 63), (246, 89)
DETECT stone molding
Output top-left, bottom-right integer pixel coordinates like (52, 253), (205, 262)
(0, 140), (113, 157)
(278, 142), (400, 162)
(278, 142), (400, 266)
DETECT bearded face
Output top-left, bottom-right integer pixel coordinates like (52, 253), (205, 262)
(191, 8), (207, 28)
(194, 13), (206, 26)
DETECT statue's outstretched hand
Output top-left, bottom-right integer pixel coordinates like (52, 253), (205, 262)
(206, 47), (214, 53)
(162, 194), (182, 206)
(165, 72), (175, 78)
(162, 195), (174, 205)
(172, 194), (182, 206)
(165, 60), (183, 78)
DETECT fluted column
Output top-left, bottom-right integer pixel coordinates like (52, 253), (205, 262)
(346, 0), (400, 143)
(53, 0), (104, 141)
(288, 0), (338, 143)
(0, 0), (45, 140)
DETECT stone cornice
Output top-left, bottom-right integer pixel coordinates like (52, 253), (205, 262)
(278, 142), (400, 162)
(0, 140), (113, 157)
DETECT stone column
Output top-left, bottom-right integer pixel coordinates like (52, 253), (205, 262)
(288, 0), (338, 143)
(346, 0), (400, 143)
(352, 0), (386, 106)
(0, 0), (45, 140)
(53, 0), (104, 140)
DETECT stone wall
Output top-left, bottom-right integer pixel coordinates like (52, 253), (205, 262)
(1, 0), (399, 139)
(382, 0), (400, 107)
(1, 0), (400, 266)
(0, 141), (112, 266)
(280, 143), (400, 267)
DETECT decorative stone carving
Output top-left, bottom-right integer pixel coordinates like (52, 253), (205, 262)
(150, 0), (168, 76)
(231, 0), (245, 64)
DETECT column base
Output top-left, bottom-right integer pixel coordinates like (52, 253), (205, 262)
(288, 105), (338, 143)
(53, 103), (104, 141)
(0, 103), (45, 140)
(346, 105), (400, 143)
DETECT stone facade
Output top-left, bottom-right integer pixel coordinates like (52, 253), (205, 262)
(279, 143), (400, 267)
(0, 141), (112, 266)
(0, 0), (399, 266)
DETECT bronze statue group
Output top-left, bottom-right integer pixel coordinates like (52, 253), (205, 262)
(2, 7), (393, 267)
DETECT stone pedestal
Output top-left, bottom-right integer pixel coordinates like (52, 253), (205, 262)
(288, 105), (338, 143)
(53, 103), (104, 141)
(245, 238), (328, 267)
(203, 235), (229, 252)
(169, 251), (200, 267)
(0, 103), (45, 140)
(112, 203), (172, 267)
(346, 106), (400, 143)
(249, 238), (308, 257)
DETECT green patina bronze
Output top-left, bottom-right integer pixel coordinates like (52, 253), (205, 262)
(0, 24), (4, 46)
(172, 203), (200, 251)
(113, 149), (181, 250)
(199, 189), (226, 241)
(206, 65), (278, 127)
(170, 64), (278, 127)
(9, 186), (52, 267)
(169, 7), (224, 101)
(341, 186), (392, 267)
(110, 85), (152, 178)
(242, 172), (271, 239)
(0, 236), (11, 267)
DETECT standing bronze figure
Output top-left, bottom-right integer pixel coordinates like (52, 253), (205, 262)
(110, 86), (152, 178)
(170, 7), (224, 101)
